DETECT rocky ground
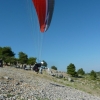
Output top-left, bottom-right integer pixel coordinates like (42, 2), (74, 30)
(0, 66), (100, 100)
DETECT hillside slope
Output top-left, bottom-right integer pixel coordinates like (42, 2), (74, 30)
(0, 66), (100, 100)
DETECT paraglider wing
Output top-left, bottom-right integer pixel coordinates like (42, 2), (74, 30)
(45, 0), (55, 32)
(32, 0), (55, 32)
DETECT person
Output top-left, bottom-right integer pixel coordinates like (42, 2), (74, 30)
(33, 62), (44, 74)
(23, 64), (26, 69)
(0, 59), (3, 67)
(39, 67), (42, 74)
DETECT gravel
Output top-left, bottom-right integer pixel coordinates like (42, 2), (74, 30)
(0, 66), (100, 100)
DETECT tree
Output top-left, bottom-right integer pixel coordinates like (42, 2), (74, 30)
(10, 57), (17, 65)
(67, 63), (76, 76)
(0, 47), (3, 59)
(51, 66), (57, 70)
(74, 72), (78, 77)
(77, 68), (85, 75)
(18, 52), (28, 64)
(27, 57), (36, 65)
(0, 47), (15, 64)
(90, 70), (97, 80)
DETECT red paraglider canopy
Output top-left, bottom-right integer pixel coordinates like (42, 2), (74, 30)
(32, 0), (55, 33)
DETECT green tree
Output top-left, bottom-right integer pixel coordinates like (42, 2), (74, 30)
(67, 63), (76, 76)
(0, 47), (15, 64)
(27, 57), (36, 65)
(90, 70), (97, 80)
(74, 72), (78, 77)
(51, 66), (57, 70)
(10, 57), (17, 65)
(0, 47), (3, 59)
(18, 52), (28, 64)
(77, 68), (85, 75)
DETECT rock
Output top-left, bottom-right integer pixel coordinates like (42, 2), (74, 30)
(0, 95), (5, 100)
(68, 77), (74, 82)
(57, 74), (63, 78)
(16, 82), (20, 85)
(3, 76), (9, 80)
(21, 96), (24, 99)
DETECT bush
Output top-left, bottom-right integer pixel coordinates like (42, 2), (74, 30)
(51, 66), (57, 70)
(77, 68), (85, 75)
(90, 70), (97, 80)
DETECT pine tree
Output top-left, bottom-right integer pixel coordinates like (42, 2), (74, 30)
(67, 63), (76, 76)
(90, 70), (97, 80)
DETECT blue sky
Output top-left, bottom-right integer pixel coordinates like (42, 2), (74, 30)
(0, 0), (100, 72)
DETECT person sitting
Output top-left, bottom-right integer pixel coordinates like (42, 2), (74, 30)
(33, 62), (44, 74)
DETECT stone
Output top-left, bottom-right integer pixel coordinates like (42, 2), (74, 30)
(3, 76), (9, 80)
